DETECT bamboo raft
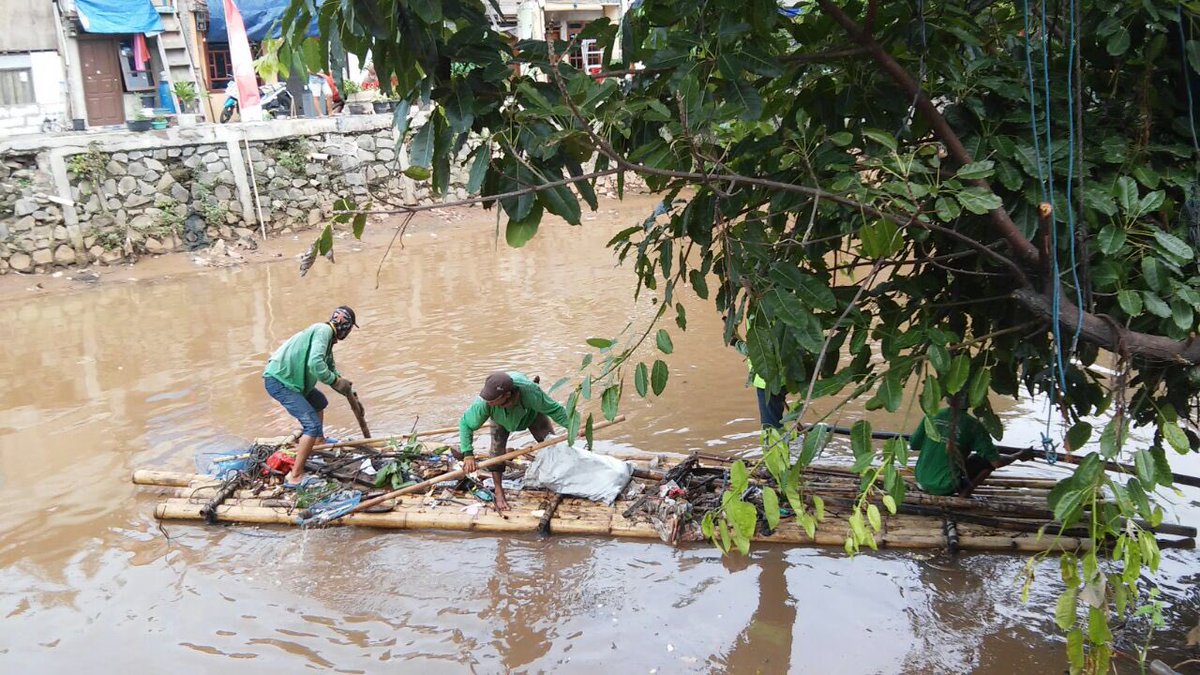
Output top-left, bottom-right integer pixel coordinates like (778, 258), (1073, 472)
(133, 433), (1196, 554)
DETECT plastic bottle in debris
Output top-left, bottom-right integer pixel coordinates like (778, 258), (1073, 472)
(462, 476), (495, 503)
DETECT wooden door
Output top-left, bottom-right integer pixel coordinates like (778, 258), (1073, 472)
(78, 38), (124, 126)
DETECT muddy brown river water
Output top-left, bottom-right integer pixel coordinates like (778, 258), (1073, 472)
(0, 196), (1196, 673)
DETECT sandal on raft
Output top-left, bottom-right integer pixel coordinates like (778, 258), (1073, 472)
(283, 475), (323, 490)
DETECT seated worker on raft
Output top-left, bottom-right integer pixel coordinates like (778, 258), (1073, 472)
(263, 306), (360, 488)
(910, 395), (1031, 497)
(456, 371), (570, 512)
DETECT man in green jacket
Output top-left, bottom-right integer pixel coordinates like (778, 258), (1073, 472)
(457, 371), (570, 511)
(263, 306), (358, 487)
(910, 402), (1030, 496)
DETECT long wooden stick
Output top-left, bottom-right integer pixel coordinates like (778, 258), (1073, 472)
(806, 424), (1200, 488)
(537, 494), (565, 536)
(312, 425), (461, 452)
(348, 393), (371, 439)
(342, 415), (627, 519)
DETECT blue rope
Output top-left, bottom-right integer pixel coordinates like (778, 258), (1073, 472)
(1036, 0), (1069, 437)
(1038, 0), (1057, 211)
(1041, 433), (1058, 465)
(1021, 0), (1048, 202)
(1064, 0), (1085, 354)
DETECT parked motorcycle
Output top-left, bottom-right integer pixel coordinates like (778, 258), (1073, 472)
(220, 81), (293, 122)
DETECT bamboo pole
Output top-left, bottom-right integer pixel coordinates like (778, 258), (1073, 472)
(154, 499), (1115, 552)
(311, 425), (461, 452)
(346, 415), (627, 518)
(132, 469), (218, 487)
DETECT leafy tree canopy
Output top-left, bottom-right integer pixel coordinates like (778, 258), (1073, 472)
(283, 1), (1200, 669)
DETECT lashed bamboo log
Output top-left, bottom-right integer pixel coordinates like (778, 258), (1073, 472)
(153, 499), (1109, 552)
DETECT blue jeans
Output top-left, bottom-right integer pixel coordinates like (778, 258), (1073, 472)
(264, 376), (328, 438)
(756, 387), (786, 429)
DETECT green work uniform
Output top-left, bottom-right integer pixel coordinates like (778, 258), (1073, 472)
(458, 371), (570, 456)
(262, 322), (341, 394)
(910, 408), (999, 496)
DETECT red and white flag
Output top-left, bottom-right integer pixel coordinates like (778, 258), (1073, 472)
(223, 0), (261, 121)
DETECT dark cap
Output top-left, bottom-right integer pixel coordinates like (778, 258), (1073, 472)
(331, 305), (359, 328)
(480, 371), (514, 402)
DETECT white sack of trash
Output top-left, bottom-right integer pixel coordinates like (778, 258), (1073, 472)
(523, 443), (634, 505)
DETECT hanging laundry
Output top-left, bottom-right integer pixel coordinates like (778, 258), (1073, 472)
(133, 33), (151, 71)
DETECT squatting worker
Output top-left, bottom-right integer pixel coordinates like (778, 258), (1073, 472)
(910, 394), (1030, 497)
(457, 371), (570, 511)
(263, 306), (359, 488)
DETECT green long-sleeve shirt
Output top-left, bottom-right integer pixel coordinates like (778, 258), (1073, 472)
(458, 372), (570, 455)
(910, 408), (999, 496)
(262, 322), (341, 394)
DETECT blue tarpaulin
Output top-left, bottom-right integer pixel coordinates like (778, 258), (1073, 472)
(76, 0), (165, 34)
(205, 0), (318, 42)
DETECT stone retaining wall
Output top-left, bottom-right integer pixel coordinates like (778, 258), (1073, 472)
(0, 115), (470, 274)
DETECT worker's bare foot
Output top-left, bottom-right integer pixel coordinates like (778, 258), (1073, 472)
(494, 495), (510, 512)
(284, 472), (307, 488)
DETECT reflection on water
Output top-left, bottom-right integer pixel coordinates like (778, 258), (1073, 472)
(0, 197), (1195, 672)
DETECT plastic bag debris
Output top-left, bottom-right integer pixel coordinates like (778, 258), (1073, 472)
(523, 443), (633, 505)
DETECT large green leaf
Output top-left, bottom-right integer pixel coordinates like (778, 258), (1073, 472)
(927, 343), (950, 374)
(1153, 230), (1193, 262)
(1172, 301), (1194, 331)
(862, 128), (897, 152)
(409, 0), (442, 23)
(850, 420), (873, 466)
(1065, 422), (1092, 452)
(651, 359), (669, 395)
(955, 187), (1002, 214)
(1117, 290), (1143, 317)
(1142, 292), (1171, 318)
(722, 78), (763, 121)
(466, 145), (490, 195)
(1134, 449), (1157, 487)
(1096, 225), (1126, 255)
(955, 160), (994, 180)
(1114, 176), (1138, 212)
(762, 487), (780, 530)
(444, 79), (475, 134)
(505, 204), (543, 248)
(798, 424), (829, 466)
(409, 120), (436, 168)
(392, 99), (412, 146)
(769, 268), (836, 311)
(1055, 586), (1079, 631)
(656, 329), (674, 354)
(634, 362), (649, 397)
(874, 371), (904, 412)
(762, 290), (823, 353)
(859, 219), (902, 258)
(1162, 419), (1191, 454)
(967, 367), (990, 408)
(537, 184), (582, 225)
(943, 355), (970, 395)
(726, 500), (757, 554)
(920, 375), (942, 417)
(601, 384), (621, 421)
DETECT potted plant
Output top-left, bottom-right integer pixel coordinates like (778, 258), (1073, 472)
(173, 81), (199, 125)
(151, 113), (169, 130)
(372, 99), (395, 114)
(126, 111), (152, 132)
